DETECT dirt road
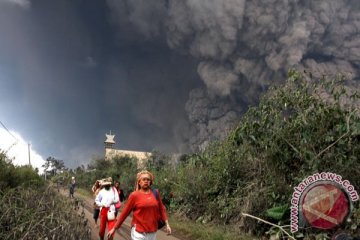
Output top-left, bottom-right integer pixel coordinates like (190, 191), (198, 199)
(60, 188), (182, 240)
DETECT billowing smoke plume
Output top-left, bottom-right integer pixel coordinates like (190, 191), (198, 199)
(107, 0), (360, 151)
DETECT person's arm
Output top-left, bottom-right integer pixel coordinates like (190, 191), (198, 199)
(95, 191), (103, 206)
(115, 193), (135, 228)
(107, 193), (135, 237)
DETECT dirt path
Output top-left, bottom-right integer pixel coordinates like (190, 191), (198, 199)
(59, 187), (183, 240)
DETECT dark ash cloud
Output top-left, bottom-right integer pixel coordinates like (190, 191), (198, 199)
(107, 0), (360, 151)
(1, 0), (360, 169)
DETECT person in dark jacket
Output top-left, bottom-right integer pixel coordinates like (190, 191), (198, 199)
(114, 180), (125, 216)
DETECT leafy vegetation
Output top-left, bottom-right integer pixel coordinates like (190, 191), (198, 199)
(147, 70), (360, 239)
(59, 154), (139, 198)
(0, 151), (91, 239)
(44, 70), (360, 239)
(69, 71), (360, 239)
(168, 213), (254, 240)
(0, 151), (45, 190)
(0, 186), (91, 240)
(42, 156), (65, 178)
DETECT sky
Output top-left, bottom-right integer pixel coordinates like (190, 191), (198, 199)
(1, 0), (360, 170)
(0, 126), (45, 173)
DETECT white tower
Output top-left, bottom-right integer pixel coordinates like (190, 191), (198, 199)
(104, 131), (116, 161)
(104, 131), (115, 149)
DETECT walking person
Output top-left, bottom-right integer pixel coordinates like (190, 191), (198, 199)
(114, 181), (125, 217)
(95, 177), (119, 240)
(69, 176), (76, 198)
(107, 170), (171, 240)
(92, 179), (103, 226)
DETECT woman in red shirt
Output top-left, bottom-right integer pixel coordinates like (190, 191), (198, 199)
(108, 170), (171, 240)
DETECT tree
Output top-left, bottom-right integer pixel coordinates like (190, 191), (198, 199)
(42, 157), (66, 180)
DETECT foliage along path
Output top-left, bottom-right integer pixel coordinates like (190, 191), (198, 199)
(59, 188), (182, 240)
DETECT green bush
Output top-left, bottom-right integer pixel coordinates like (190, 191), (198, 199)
(0, 151), (45, 190)
(152, 70), (360, 235)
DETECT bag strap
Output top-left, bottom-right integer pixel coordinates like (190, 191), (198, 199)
(152, 188), (164, 222)
(112, 187), (117, 203)
(151, 188), (159, 201)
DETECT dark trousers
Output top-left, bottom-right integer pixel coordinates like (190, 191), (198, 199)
(93, 208), (100, 222)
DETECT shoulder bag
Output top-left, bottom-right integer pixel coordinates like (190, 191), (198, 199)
(112, 187), (122, 209)
(152, 188), (166, 229)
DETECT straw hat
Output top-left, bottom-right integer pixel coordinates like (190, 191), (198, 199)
(101, 177), (112, 186)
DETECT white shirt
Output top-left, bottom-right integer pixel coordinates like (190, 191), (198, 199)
(95, 186), (119, 208)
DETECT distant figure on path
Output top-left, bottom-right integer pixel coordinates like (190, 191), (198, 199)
(69, 176), (76, 198)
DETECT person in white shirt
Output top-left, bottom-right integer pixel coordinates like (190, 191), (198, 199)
(95, 177), (119, 240)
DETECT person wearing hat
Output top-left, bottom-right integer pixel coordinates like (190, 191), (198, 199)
(107, 170), (171, 240)
(92, 179), (103, 226)
(95, 177), (120, 240)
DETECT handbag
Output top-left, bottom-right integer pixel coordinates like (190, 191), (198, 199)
(112, 187), (121, 209)
(107, 209), (116, 220)
(151, 189), (166, 229)
(157, 219), (166, 229)
(115, 201), (121, 209)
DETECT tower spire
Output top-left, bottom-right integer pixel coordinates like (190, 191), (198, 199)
(104, 131), (115, 149)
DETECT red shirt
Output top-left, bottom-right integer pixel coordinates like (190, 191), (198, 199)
(114, 190), (168, 233)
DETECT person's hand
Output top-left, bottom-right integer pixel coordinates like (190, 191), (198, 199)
(165, 224), (172, 235)
(107, 228), (115, 239)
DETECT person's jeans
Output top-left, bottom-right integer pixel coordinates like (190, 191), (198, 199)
(131, 226), (156, 240)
